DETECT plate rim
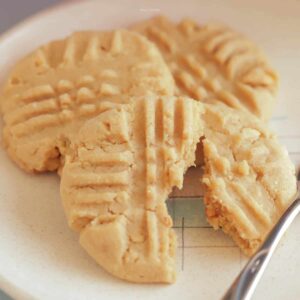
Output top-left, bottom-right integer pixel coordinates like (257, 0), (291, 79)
(0, 2), (98, 299)
(0, 1), (299, 299)
(0, 1), (77, 46)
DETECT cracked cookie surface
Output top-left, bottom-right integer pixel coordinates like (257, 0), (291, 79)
(0, 30), (174, 173)
(132, 16), (278, 120)
(202, 101), (296, 255)
(60, 96), (204, 283)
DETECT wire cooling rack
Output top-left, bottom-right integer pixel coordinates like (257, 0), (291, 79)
(166, 115), (300, 279)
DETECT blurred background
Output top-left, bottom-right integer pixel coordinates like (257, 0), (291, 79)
(0, 0), (61, 33)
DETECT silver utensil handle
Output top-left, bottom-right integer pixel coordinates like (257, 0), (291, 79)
(222, 198), (300, 300)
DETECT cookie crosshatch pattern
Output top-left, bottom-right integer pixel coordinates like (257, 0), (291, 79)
(0, 0), (299, 297)
(60, 96), (204, 283)
(133, 16), (278, 120)
(0, 30), (174, 173)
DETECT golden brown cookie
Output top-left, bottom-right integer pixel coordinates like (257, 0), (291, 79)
(201, 101), (296, 255)
(132, 16), (278, 120)
(60, 96), (204, 283)
(0, 30), (174, 173)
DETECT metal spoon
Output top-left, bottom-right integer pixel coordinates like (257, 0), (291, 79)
(222, 171), (300, 300)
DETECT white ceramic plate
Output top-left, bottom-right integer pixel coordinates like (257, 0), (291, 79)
(0, 1), (299, 299)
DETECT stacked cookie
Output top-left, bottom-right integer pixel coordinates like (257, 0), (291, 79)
(0, 16), (296, 283)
